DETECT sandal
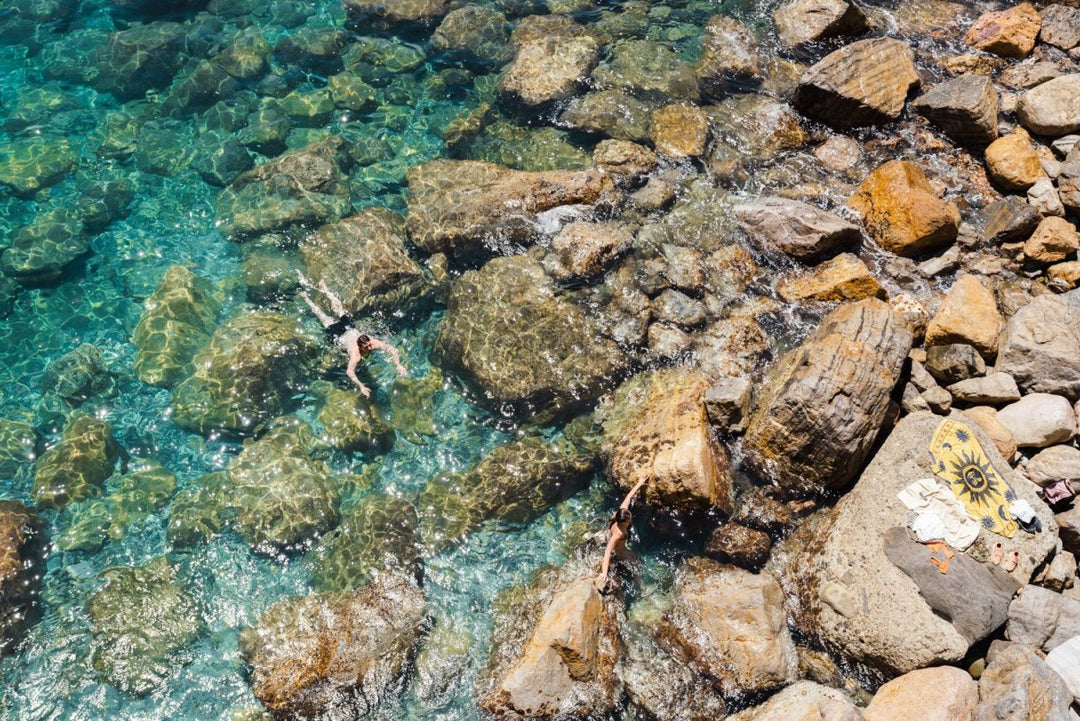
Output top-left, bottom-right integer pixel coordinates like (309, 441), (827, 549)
(1003, 550), (1020, 572)
(990, 542), (1003, 566)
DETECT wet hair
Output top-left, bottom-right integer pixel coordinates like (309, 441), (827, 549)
(356, 333), (371, 346)
(610, 508), (632, 526)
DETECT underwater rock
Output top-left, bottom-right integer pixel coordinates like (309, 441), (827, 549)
(300, 209), (432, 318)
(406, 159), (614, 256)
(593, 38), (698, 102)
(418, 435), (593, 550)
(466, 121), (592, 172)
(430, 5), (512, 68)
(0, 501), (46, 655)
(57, 460), (176, 552)
(735, 196), (860, 263)
(660, 557), (798, 700)
(996, 288), (1080, 400)
(236, 103), (292, 155)
(309, 491), (420, 592)
(344, 0), (448, 30)
(191, 129), (254, 187)
(592, 139), (658, 185)
(696, 15), (762, 97)
(600, 367), (734, 518)
(216, 135), (352, 239)
(388, 368), (442, 444)
(226, 419), (340, 553)
(166, 471), (232, 547)
(912, 74), (999, 147)
(413, 616), (474, 708)
(0, 136), (77, 197)
(743, 299), (912, 497)
(559, 90), (654, 143)
(33, 413), (120, 509)
(706, 94), (810, 171)
(89, 557), (203, 696)
(1017, 74), (1080, 137)
(794, 37), (920, 128)
(651, 103), (708, 158)
(133, 265), (222, 388)
(964, 3), (1041, 59)
(41, 342), (114, 408)
(976, 640), (1075, 721)
(75, 177), (134, 233)
(549, 221), (633, 281)
(135, 120), (194, 177)
(273, 26), (347, 74)
(435, 255), (626, 420)
(326, 72), (378, 113)
(214, 26), (271, 80)
(773, 0), (868, 51)
(170, 311), (320, 435)
(242, 573), (425, 719)
(312, 381), (394, 454)
(847, 160), (961, 257)
(279, 88), (335, 126)
(0, 419), (39, 478)
(163, 59), (241, 116)
(2, 209), (88, 284)
(94, 22), (187, 100)
(498, 15), (599, 108)
(92, 111), (140, 160)
(780, 411), (1056, 675)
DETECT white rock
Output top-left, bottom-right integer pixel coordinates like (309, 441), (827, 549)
(1046, 636), (1080, 703)
(1025, 445), (1080, 486)
(996, 393), (1077, 447)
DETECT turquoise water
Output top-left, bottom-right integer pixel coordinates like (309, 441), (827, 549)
(0, 1), (780, 719)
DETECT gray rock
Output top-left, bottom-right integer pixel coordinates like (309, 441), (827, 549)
(996, 393), (1076, 448)
(947, 373), (1022, 405)
(558, 90), (654, 143)
(977, 641), (1074, 721)
(704, 376), (751, 433)
(735, 196), (861, 263)
(1045, 637), (1080, 704)
(1058, 507), (1080, 554)
(1027, 177), (1066, 217)
(1026, 444), (1080, 486)
(912, 74), (999, 147)
(773, 0), (869, 50)
(1059, 161), (1080, 214)
(743, 299), (912, 497)
(593, 38), (699, 102)
(697, 15), (762, 97)
(430, 6), (511, 68)
(976, 196), (1043, 244)
(922, 385), (953, 414)
(1018, 74), (1080, 136)
(903, 382), (932, 413)
(1040, 5), (1080, 51)
(1006, 584), (1080, 652)
(652, 289), (706, 329)
(998, 291), (1080, 400)
(927, 343), (986, 384)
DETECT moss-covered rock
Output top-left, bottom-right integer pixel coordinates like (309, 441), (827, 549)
(313, 381), (395, 454)
(41, 342), (115, 408)
(33, 414), (120, 509)
(166, 471), (232, 547)
(0, 136), (77, 197)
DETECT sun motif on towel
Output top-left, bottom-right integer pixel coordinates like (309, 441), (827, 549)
(929, 419), (1018, 538)
(949, 450), (999, 508)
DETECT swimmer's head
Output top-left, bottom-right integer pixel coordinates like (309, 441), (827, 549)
(611, 508), (632, 526)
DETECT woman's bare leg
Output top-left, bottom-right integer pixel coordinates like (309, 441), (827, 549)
(317, 279), (348, 317)
(299, 290), (335, 328)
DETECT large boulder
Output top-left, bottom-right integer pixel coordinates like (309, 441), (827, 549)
(1006, 584), (1080, 652)
(735, 196), (860, 263)
(1017, 74), (1080, 136)
(300, 209), (432, 318)
(418, 436), (593, 550)
(242, 573), (425, 719)
(847, 160), (961, 257)
(405, 159), (614, 257)
(169, 311), (321, 436)
(33, 413), (120, 509)
(864, 666), (978, 721)
(779, 412), (1057, 675)
(743, 299), (912, 497)
(773, 0), (869, 51)
(728, 680), (862, 721)
(497, 16), (599, 109)
(598, 368), (734, 518)
(93, 23), (186, 99)
(2, 209), (88, 284)
(434, 255), (626, 421)
(0, 501), (46, 655)
(88, 557), (203, 695)
(996, 288), (1080, 400)
(794, 38), (920, 128)
(430, 6), (512, 68)
(132, 266), (222, 388)
(976, 640), (1074, 721)
(215, 135), (352, 239)
(911, 74), (999, 147)
(593, 38), (699, 102)
(925, 275), (1003, 360)
(659, 558), (798, 699)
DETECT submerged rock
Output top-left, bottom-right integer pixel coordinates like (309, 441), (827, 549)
(735, 196), (860, 263)
(58, 461), (176, 552)
(344, 0), (448, 30)
(549, 221), (634, 281)
(41, 342), (114, 408)
(89, 557), (203, 696)
(0, 419), (38, 479)
(593, 38), (698, 102)
(0, 501), (46, 655)
(166, 471), (232, 547)
(430, 6), (511, 68)
(497, 16), (599, 109)
(418, 436), (593, 550)
(170, 311), (321, 436)
(313, 382), (394, 454)
(93, 22), (186, 99)
(0, 136), (77, 197)
(133, 266), (221, 388)
(434, 255), (626, 421)
(242, 573), (424, 719)
(558, 89), (654, 143)
(697, 15), (761, 97)
(743, 299), (912, 497)
(2, 209), (88, 284)
(33, 414), (120, 509)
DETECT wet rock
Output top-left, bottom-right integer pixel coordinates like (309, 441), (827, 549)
(273, 26), (347, 74)
(744, 299), (912, 497)
(593, 38), (698, 102)
(651, 103), (708, 158)
(814, 135), (862, 173)
(927, 343), (986, 384)
(1025, 444), (1080, 486)
(996, 393), (1076, 447)
(735, 196), (860, 263)
(707, 94), (810, 166)
(864, 666), (978, 721)
(652, 289), (706, 329)
(848, 160), (960, 257)
(1006, 584), (1080, 651)
(33, 414), (120, 509)
(776, 252), (884, 303)
(1018, 74), (1080, 136)
(226, 420), (340, 553)
(1056, 161), (1080, 214)
(549, 221), (633, 281)
(89, 557), (203, 696)
(163, 60), (241, 116)
(704, 376), (751, 434)
(975, 196), (1042, 243)
(697, 15), (762, 97)
(559, 90), (653, 143)
(729, 680), (863, 721)
(1040, 5), (1080, 51)
(0, 136), (76, 197)
(418, 436), (592, 550)
(912, 74), (999, 147)
(965, 3), (1041, 59)
(732, 487), (794, 536)
(692, 315), (770, 380)
(405, 160), (614, 257)
(1024, 216), (1079, 264)
(660, 558), (797, 699)
(132, 266), (221, 388)
(310, 492), (420, 592)
(977, 640), (1075, 721)
(413, 616), (473, 708)
(1, 209), (87, 284)
(191, 130), (253, 187)
(498, 16), (599, 108)
(794, 38), (920, 128)
(279, 88), (334, 126)
(430, 5), (511, 68)
(0, 501), (46, 655)
(773, 0), (869, 50)
(41, 342), (114, 409)
(215, 27), (270, 79)
(344, 0), (448, 30)
(599, 368), (734, 517)
(242, 573), (425, 719)
(705, 522), (771, 569)
(434, 255), (626, 420)
(216, 135), (352, 239)
(926, 275), (1003, 359)
(326, 72), (377, 113)
(170, 311), (321, 435)
(165, 471), (232, 547)
(999, 62), (1062, 91)
(781, 411), (1055, 675)
(236, 104), (291, 155)
(947, 373), (1021, 405)
(985, 131), (1045, 191)
(300, 209), (431, 318)
(996, 288), (1080, 400)
(0, 420), (38, 478)
(94, 23), (186, 99)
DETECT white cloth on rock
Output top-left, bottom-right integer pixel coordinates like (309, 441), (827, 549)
(897, 478), (980, 550)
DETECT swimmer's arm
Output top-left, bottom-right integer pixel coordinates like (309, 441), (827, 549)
(369, 338), (408, 377)
(300, 290), (335, 328)
(620, 477), (648, 510)
(345, 345), (371, 397)
(594, 524), (624, 591)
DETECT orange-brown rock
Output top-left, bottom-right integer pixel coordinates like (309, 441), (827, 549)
(743, 299), (913, 497)
(1024, 216), (1080, 264)
(0, 501), (46, 654)
(864, 666), (978, 721)
(985, 131), (1045, 191)
(776, 252), (885, 303)
(549, 221), (634, 281)
(963, 406), (1018, 459)
(599, 367), (734, 516)
(925, 274), (1003, 359)
(965, 3), (1041, 58)
(651, 103), (709, 158)
(498, 16), (599, 108)
(847, 160), (960, 257)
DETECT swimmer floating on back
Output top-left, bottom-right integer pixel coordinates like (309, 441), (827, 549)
(297, 271), (407, 397)
(594, 476), (647, 592)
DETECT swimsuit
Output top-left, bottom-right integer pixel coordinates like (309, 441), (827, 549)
(324, 313), (355, 343)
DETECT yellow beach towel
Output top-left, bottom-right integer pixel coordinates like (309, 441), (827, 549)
(929, 419), (1017, 538)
